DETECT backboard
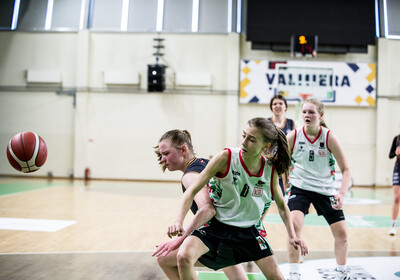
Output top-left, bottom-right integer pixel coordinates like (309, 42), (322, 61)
(275, 64), (336, 103)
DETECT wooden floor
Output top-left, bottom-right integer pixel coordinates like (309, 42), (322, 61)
(0, 177), (398, 279)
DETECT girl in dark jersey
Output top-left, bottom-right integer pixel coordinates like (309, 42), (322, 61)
(268, 95), (296, 197)
(388, 134), (400, 236)
(153, 129), (248, 280)
(269, 95), (295, 136)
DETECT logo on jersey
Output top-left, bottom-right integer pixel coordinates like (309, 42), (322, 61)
(298, 142), (306, 152)
(252, 187), (263, 197)
(232, 177), (238, 185)
(232, 170), (241, 176)
(256, 236), (268, 250)
(319, 142), (325, 149)
(255, 180), (266, 187)
(318, 150), (327, 157)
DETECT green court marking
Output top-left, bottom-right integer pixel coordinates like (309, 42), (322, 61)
(0, 181), (63, 196)
(198, 272), (265, 280)
(264, 214), (392, 228)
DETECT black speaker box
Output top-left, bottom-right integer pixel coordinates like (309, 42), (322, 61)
(148, 64), (166, 92)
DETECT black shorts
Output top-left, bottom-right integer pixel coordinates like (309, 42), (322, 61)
(393, 161), (400, 186)
(287, 186), (345, 225)
(191, 218), (273, 270)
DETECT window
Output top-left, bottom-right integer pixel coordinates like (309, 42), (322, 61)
(0, 0), (15, 30)
(0, 0), (241, 33)
(163, 0), (192, 33)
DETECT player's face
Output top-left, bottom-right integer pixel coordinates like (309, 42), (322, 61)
(158, 140), (184, 171)
(302, 102), (322, 127)
(241, 125), (267, 157)
(271, 99), (286, 116)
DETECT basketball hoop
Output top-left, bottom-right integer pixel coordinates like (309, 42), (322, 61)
(299, 93), (313, 101)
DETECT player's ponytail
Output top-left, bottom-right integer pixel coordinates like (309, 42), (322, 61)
(274, 127), (291, 176)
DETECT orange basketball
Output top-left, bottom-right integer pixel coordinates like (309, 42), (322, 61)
(6, 132), (47, 173)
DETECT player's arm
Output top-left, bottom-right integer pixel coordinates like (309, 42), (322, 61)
(286, 129), (295, 157)
(153, 151), (228, 257)
(167, 172), (216, 238)
(273, 171), (308, 256)
(154, 172), (216, 257)
(389, 136), (399, 159)
(328, 131), (351, 209)
(173, 150), (228, 231)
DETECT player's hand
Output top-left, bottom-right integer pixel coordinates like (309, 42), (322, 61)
(333, 193), (344, 210)
(167, 222), (184, 238)
(289, 237), (308, 256)
(152, 236), (186, 257)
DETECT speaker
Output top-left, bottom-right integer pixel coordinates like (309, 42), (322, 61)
(148, 64), (166, 92)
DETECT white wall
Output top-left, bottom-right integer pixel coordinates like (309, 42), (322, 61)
(0, 31), (399, 186)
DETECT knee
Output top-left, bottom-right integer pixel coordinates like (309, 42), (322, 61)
(334, 228), (348, 244)
(292, 217), (303, 233)
(156, 255), (169, 269)
(177, 250), (195, 270)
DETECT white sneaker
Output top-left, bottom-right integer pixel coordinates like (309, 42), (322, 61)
(388, 227), (396, 236)
(335, 268), (353, 280)
(288, 272), (301, 280)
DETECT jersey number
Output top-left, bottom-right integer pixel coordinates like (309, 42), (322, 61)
(240, 184), (249, 197)
(309, 150), (314, 161)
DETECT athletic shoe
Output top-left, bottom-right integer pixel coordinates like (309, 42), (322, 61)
(288, 272), (301, 280)
(388, 227), (396, 236)
(335, 268), (353, 280)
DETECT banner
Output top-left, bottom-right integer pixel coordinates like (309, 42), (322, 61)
(240, 60), (376, 106)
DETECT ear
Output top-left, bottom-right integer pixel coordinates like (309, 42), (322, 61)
(180, 144), (188, 154)
(263, 142), (272, 152)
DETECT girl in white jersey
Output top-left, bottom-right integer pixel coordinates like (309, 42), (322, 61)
(153, 129), (248, 280)
(286, 98), (352, 280)
(153, 118), (308, 280)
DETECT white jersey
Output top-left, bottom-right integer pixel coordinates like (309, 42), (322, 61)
(208, 147), (275, 227)
(289, 126), (336, 196)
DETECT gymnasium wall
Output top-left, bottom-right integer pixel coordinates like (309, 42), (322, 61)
(0, 31), (399, 186)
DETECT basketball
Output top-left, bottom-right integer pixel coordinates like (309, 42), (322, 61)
(6, 132), (47, 173)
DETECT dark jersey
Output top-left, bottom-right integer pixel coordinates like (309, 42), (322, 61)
(181, 157), (209, 214)
(389, 135), (400, 163)
(268, 118), (294, 135)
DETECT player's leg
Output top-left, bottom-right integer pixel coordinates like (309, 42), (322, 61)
(222, 265), (248, 280)
(287, 210), (305, 279)
(389, 184), (400, 235)
(156, 249), (180, 280)
(176, 235), (209, 279)
(329, 220), (353, 279)
(255, 255), (285, 280)
(288, 210), (305, 263)
(329, 220), (348, 265)
(287, 187), (309, 279)
(389, 163), (400, 235)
